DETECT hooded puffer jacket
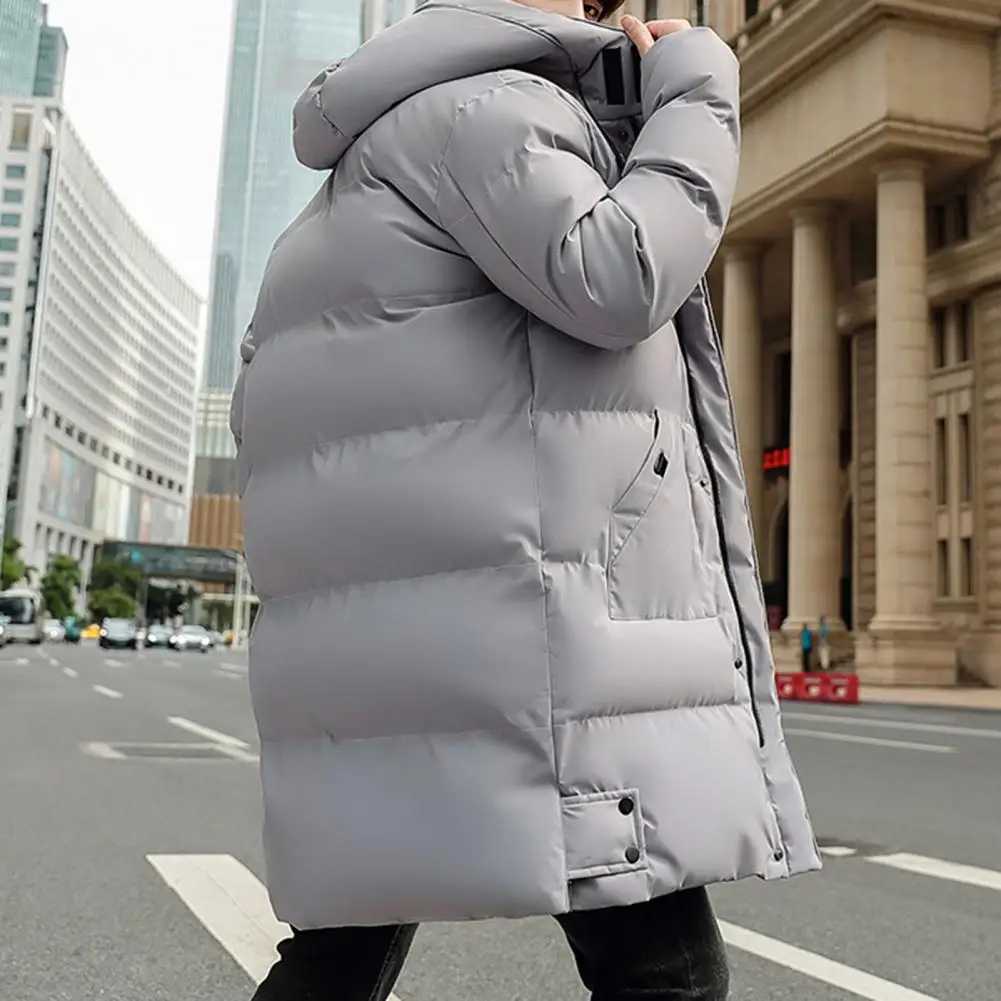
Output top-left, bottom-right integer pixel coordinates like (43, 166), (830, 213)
(231, 0), (820, 930)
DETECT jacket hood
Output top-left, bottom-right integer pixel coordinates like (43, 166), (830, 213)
(293, 0), (640, 171)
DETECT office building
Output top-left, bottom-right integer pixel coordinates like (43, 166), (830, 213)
(0, 0), (43, 97)
(0, 96), (202, 587)
(191, 0), (373, 552)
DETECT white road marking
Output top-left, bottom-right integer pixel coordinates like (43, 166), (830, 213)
(81, 741), (126, 760)
(15, 657), (29, 666)
(820, 845), (858, 858)
(867, 852), (1001, 893)
(784, 728), (955, 753)
(783, 710), (1001, 740)
(167, 716), (250, 750)
(92, 684), (124, 700)
(214, 668), (243, 681)
(720, 921), (941, 1000)
(162, 658), (181, 668)
(103, 657), (125, 668)
(147, 854), (395, 992)
(62, 667), (78, 678)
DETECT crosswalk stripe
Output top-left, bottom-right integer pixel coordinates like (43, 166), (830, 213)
(867, 852), (1001, 893)
(719, 921), (940, 1000)
(147, 854), (287, 983)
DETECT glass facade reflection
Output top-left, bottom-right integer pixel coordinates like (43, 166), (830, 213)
(0, 0), (43, 97)
(202, 0), (363, 391)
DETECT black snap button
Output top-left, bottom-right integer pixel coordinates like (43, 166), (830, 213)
(734, 657), (744, 670)
(625, 846), (641, 864)
(618, 796), (634, 816)
(699, 478), (710, 490)
(773, 848), (785, 861)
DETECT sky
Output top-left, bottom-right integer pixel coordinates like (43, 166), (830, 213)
(47, 0), (237, 297)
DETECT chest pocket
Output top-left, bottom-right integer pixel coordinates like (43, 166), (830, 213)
(606, 411), (716, 621)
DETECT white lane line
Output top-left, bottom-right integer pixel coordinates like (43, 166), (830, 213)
(147, 854), (399, 996)
(784, 728), (955, 754)
(62, 667), (78, 678)
(103, 657), (125, 668)
(720, 921), (941, 1001)
(92, 684), (124, 700)
(867, 852), (1001, 893)
(81, 741), (126, 760)
(167, 716), (250, 750)
(214, 668), (243, 681)
(783, 710), (1001, 740)
(162, 658), (181, 668)
(820, 845), (858, 858)
(147, 854), (286, 983)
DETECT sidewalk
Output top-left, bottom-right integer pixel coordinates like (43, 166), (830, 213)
(860, 685), (1001, 711)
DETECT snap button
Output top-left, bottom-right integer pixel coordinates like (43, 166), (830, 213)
(699, 478), (710, 491)
(618, 796), (634, 816)
(773, 848), (785, 861)
(734, 657), (744, 670)
(625, 846), (641, 864)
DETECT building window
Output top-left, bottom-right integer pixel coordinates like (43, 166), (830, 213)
(745, 0), (760, 19)
(0, 337), (7, 349)
(960, 536), (974, 596)
(4, 164), (26, 180)
(928, 191), (970, 251)
(0, 313), (10, 327)
(0, 238), (17, 253)
(692, 0), (706, 24)
(930, 307), (947, 368)
(2, 189), (24, 205)
(0, 288), (11, 301)
(0, 362), (6, 377)
(937, 539), (950, 596)
(929, 203), (947, 251)
(958, 412), (972, 503)
(644, 0), (658, 19)
(0, 262), (13, 276)
(955, 301), (971, 363)
(775, 350), (792, 444)
(935, 417), (948, 506)
(0, 213), (20, 228)
(9, 113), (31, 151)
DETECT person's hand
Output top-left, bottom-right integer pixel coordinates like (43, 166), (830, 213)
(621, 16), (690, 57)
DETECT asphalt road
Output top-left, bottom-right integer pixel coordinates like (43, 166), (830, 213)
(2, 641), (999, 1001)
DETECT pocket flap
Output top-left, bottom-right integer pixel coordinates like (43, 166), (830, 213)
(561, 789), (647, 881)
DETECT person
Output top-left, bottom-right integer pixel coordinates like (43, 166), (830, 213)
(800, 623), (814, 672)
(230, 1), (821, 998)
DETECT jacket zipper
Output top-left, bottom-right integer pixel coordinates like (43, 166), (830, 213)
(686, 280), (765, 747)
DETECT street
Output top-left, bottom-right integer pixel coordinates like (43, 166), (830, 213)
(1, 643), (999, 1001)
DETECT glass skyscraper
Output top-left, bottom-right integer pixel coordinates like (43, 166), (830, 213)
(202, 0), (363, 392)
(0, 0), (44, 96)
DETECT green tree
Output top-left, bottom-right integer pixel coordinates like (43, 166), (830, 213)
(88, 588), (138, 622)
(40, 554), (81, 620)
(86, 556), (141, 622)
(1, 537), (29, 590)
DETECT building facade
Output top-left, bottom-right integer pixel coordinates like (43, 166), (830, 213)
(0, 96), (202, 590)
(620, 0), (1001, 687)
(0, 0), (43, 97)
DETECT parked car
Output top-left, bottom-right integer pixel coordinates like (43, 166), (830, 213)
(169, 624), (214, 653)
(144, 624), (173, 648)
(99, 618), (138, 650)
(0, 615), (9, 647)
(43, 618), (66, 643)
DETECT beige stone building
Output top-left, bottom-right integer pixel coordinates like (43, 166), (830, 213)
(615, 0), (1001, 687)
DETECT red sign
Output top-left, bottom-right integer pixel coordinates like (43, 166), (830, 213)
(775, 672), (859, 705)
(763, 447), (790, 472)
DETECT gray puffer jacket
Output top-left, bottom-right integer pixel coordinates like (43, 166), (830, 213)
(231, 0), (820, 930)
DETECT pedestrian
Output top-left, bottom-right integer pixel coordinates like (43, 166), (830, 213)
(800, 622), (814, 672)
(818, 614), (831, 671)
(231, 1), (821, 999)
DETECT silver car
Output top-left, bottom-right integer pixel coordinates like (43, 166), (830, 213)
(169, 624), (214, 653)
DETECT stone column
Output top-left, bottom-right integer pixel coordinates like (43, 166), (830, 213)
(722, 244), (764, 551)
(782, 206), (843, 635)
(857, 161), (955, 684)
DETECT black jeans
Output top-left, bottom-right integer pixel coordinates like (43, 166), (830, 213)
(251, 886), (729, 1001)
